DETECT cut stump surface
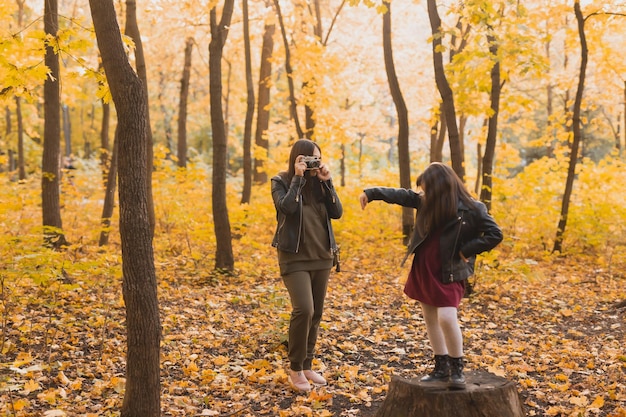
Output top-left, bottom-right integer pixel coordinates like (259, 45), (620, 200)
(375, 369), (525, 417)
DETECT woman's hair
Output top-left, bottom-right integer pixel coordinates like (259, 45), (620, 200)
(280, 138), (324, 203)
(415, 162), (475, 235)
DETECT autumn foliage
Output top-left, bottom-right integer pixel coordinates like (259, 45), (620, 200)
(1, 152), (624, 416)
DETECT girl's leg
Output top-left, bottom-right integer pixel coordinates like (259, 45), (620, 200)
(438, 306), (463, 358)
(420, 302), (448, 355)
(420, 302), (450, 382)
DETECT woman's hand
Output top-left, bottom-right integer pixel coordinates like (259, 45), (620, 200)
(294, 155), (307, 177)
(359, 192), (369, 210)
(316, 163), (331, 181)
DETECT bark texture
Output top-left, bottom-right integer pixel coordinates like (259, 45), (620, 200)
(427, 0), (465, 181)
(177, 37), (193, 168)
(376, 371), (525, 417)
(89, 1), (161, 416)
(209, 0), (235, 271)
(554, 1), (586, 253)
(42, 0), (67, 248)
(479, 31), (502, 212)
(241, 0), (254, 204)
(253, 18), (275, 184)
(382, 1), (412, 244)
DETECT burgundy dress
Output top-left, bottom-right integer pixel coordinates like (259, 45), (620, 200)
(403, 230), (465, 308)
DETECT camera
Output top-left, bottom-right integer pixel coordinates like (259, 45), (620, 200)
(302, 156), (321, 170)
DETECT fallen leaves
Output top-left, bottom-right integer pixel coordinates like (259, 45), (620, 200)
(1, 168), (625, 416)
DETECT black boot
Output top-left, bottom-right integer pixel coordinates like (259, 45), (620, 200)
(449, 356), (466, 389)
(420, 354), (450, 382)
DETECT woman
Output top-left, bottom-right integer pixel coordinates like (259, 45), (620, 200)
(271, 138), (343, 392)
(359, 162), (502, 389)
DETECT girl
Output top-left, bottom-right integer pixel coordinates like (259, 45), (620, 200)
(359, 162), (502, 389)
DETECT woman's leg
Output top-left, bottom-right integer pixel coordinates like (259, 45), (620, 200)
(282, 271), (314, 371)
(303, 268), (330, 370)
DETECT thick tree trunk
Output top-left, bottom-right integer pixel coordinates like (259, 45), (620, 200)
(253, 17), (275, 185)
(177, 37), (193, 169)
(241, 0), (254, 204)
(480, 31), (502, 212)
(554, 1), (586, 253)
(125, 0), (155, 237)
(209, 1), (235, 271)
(382, 1), (412, 244)
(376, 371), (525, 417)
(427, 0), (465, 181)
(89, 1), (161, 416)
(42, 0), (67, 248)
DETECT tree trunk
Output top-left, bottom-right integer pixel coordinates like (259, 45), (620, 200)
(177, 37), (193, 169)
(16, 97), (26, 180)
(42, 0), (67, 248)
(430, 103), (446, 163)
(475, 141), (483, 195)
(382, 1), (412, 244)
(554, 1), (586, 254)
(273, 0), (303, 139)
(241, 0), (254, 204)
(618, 81), (626, 155)
(158, 75), (174, 158)
(427, 0), (465, 182)
(89, 2), (161, 416)
(125, 0), (155, 237)
(210, 0), (235, 271)
(2, 106), (9, 173)
(376, 371), (525, 417)
(99, 60), (111, 185)
(99, 129), (118, 246)
(479, 31), (502, 212)
(15, 0), (25, 179)
(253, 16), (275, 185)
(62, 104), (71, 157)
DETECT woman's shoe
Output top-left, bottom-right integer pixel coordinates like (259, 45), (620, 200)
(449, 357), (466, 390)
(420, 354), (450, 382)
(288, 370), (311, 392)
(303, 369), (327, 386)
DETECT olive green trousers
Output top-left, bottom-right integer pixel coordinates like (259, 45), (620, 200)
(281, 269), (330, 371)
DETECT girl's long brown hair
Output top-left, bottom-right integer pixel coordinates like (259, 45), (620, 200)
(280, 138), (324, 203)
(415, 162), (476, 235)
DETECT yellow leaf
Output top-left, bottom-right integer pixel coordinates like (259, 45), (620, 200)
(589, 395), (604, 409)
(57, 371), (70, 385)
(213, 355), (229, 366)
(23, 378), (40, 394)
(569, 395), (588, 407)
(13, 398), (29, 411)
(37, 388), (58, 404)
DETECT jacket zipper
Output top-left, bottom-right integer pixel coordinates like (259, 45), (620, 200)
(449, 212), (464, 283)
(295, 179), (304, 253)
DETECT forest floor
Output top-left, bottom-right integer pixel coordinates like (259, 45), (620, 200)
(1, 253), (625, 417)
(1, 167), (625, 416)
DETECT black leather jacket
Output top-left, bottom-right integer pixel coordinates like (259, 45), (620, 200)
(271, 174), (343, 255)
(364, 187), (503, 284)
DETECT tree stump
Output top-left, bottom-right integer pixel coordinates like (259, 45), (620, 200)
(375, 370), (525, 417)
